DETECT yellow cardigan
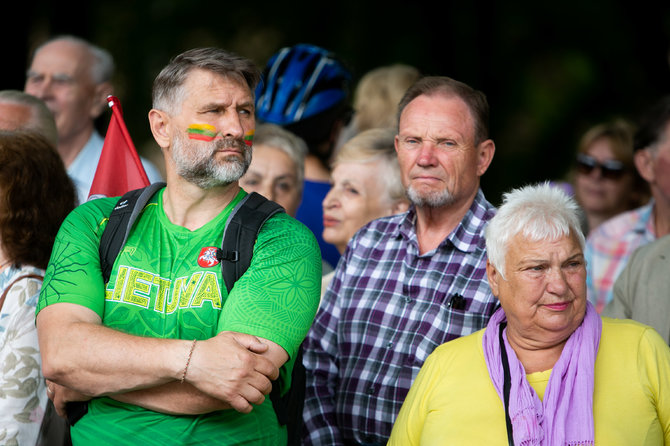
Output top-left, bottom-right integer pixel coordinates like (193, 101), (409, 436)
(389, 317), (670, 445)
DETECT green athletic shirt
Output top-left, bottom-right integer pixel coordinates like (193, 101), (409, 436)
(37, 187), (322, 445)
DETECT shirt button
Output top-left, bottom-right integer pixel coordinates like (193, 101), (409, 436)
(386, 341), (394, 348)
(367, 386), (376, 395)
(404, 296), (411, 303)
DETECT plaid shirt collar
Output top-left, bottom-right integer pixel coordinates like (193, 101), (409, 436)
(396, 188), (495, 255)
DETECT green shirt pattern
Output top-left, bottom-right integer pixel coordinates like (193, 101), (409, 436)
(37, 188), (322, 445)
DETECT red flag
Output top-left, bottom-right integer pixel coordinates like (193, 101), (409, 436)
(88, 96), (150, 200)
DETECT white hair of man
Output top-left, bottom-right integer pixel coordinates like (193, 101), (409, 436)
(32, 35), (115, 84)
(485, 182), (586, 279)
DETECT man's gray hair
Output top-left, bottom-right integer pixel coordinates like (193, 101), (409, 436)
(152, 47), (260, 115)
(0, 90), (58, 146)
(485, 182), (586, 279)
(32, 35), (115, 84)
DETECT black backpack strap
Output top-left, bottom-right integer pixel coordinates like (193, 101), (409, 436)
(69, 183), (165, 426)
(218, 192), (294, 430)
(218, 192), (284, 294)
(99, 182), (166, 283)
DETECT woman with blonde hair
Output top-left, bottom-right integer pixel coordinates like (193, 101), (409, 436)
(321, 127), (409, 295)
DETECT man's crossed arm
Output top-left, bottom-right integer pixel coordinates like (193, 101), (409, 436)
(37, 302), (288, 418)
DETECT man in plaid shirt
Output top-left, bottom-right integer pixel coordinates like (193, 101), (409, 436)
(302, 76), (499, 445)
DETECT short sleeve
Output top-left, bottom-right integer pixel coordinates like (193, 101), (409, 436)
(217, 213), (322, 359)
(37, 198), (116, 318)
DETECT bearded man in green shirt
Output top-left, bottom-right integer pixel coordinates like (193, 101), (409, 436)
(36, 47), (322, 445)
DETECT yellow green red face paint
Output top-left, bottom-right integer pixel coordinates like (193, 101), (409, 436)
(187, 124), (220, 142)
(187, 124), (255, 146)
(243, 129), (254, 147)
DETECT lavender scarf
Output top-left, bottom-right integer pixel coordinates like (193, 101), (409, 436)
(482, 302), (602, 446)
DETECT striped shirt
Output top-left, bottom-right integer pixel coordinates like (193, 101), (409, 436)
(302, 189), (498, 445)
(585, 200), (656, 313)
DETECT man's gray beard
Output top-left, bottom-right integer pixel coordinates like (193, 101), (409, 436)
(172, 133), (252, 189)
(406, 185), (455, 208)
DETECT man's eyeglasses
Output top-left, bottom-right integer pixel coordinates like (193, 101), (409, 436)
(576, 154), (628, 180)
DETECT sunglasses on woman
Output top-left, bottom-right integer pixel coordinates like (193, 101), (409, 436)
(576, 154), (627, 180)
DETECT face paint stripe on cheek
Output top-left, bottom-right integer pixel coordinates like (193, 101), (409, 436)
(244, 129), (255, 147)
(187, 123), (222, 142)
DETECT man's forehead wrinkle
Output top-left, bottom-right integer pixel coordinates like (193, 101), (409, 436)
(400, 119), (469, 142)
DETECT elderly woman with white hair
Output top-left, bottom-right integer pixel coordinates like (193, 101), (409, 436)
(388, 182), (670, 445)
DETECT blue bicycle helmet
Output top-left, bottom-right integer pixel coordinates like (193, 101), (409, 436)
(255, 43), (352, 127)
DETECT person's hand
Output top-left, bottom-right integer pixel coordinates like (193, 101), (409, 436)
(184, 331), (279, 413)
(46, 379), (92, 419)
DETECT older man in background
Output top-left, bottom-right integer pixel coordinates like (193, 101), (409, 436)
(303, 76), (498, 445)
(25, 35), (162, 203)
(0, 89), (58, 145)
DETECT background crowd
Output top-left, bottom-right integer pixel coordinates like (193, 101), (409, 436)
(3, 1), (670, 205)
(0, 8), (669, 444)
